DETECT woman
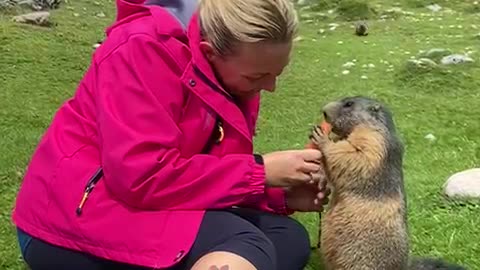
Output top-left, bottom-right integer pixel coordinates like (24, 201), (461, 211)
(12, 0), (330, 269)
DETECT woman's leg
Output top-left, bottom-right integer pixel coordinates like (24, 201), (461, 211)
(172, 210), (277, 270)
(17, 227), (109, 270)
(17, 227), (153, 270)
(225, 208), (312, 270)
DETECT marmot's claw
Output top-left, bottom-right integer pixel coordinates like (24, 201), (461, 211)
(310, 125), (328, 146)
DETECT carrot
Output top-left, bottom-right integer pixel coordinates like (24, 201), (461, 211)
(320, 120), (332, 135)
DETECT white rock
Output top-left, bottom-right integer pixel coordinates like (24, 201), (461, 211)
(444, 168), (480, 199)
(426, 4), (442, 12)
(361, 75), (368, 79)
(293, 36), (304, 42)
(424, 133), (436, 141)
(342, 61), (355, 68)
(440, 54), (474, 65)
(337, 41), (343, 44)
(342, 70), (350, 75)
(368, 63), (375, 68)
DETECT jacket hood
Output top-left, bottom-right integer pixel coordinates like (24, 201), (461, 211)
(115, 0), (147, 22)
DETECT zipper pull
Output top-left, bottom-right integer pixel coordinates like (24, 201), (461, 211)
(215, 120), (224, 144)
(76, 168), (103, 216)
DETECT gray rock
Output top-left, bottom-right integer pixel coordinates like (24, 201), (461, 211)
(417, 48), (452, 62)
(440, 54), (474, 65)
(1, 0), (60, 10)
(444, 168), (480, 199)
(12, 11), (51, 26)
(406, 58), (438, 71)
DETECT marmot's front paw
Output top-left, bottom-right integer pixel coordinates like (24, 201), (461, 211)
(309, 124), (329, 147)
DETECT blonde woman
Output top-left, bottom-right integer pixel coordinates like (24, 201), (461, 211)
(12, 0), (330, 269)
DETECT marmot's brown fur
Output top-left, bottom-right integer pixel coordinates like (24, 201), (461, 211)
(308, 96), (467, 270)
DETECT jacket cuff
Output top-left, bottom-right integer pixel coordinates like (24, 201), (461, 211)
(250, 154), (294, 215)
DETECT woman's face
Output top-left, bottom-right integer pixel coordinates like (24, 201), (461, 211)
(201, 41), (292, 100)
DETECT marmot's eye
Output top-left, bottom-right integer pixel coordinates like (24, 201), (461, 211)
(344, 101), (354, 108)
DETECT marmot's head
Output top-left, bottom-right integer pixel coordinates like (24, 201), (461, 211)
(322, 96), (396, 139)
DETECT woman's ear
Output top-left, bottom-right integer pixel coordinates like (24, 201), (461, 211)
(199, 41), (217, 62)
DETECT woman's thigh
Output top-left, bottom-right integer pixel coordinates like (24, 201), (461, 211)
(174, 208), (311, 270)
(225, 208), (312, 270)
(172, 209), (277, 270)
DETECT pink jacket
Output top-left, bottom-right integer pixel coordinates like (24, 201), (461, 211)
(11, 0), (293, 268)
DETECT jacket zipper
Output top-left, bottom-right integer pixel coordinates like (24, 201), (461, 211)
(76, 167), (103, 216)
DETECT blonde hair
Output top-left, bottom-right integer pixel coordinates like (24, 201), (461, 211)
(198, 0), (299, 56)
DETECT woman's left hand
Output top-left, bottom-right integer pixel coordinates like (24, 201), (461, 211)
(285, 178), (330, 212)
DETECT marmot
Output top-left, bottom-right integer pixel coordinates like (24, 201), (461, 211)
(354, 21), (368, 36)
(307, 96), (467, 270)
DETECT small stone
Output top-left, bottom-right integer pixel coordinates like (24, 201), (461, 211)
(342, 70), (350, 75)
(96, 12), (106, 18)
(361, 75), (368, 79)
(426, 4), (442, 12)
(368, 63), (375, 68)
(424, 133), (436, 141)
(343, 61), (355, 68)
(337, 41), (343, 45)
(293, 36), (303, 42)
(444, 168), (480, 199)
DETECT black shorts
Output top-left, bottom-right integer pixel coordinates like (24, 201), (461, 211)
(17, 208), (311, 270)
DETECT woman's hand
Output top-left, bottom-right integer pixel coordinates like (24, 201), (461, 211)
(262, 149), (323, 187)
(284, 169), (330, 212)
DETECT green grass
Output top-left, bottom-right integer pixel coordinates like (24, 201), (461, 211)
(1, 0), (480, 269)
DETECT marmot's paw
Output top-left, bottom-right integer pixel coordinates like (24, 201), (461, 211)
(309, 124), (328, 147)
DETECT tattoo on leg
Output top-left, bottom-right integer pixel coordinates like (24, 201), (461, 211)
(208, 265), (229, 270)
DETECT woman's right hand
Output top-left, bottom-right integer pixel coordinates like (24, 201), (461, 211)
(262, 149), (324, 187)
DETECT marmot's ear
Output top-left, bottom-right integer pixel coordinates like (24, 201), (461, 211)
(369, 104), (381, 112)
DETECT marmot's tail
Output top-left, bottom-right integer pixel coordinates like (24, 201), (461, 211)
(409, 257), (467, 270)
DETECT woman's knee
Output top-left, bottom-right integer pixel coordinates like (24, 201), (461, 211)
(190, 251), (257, 270)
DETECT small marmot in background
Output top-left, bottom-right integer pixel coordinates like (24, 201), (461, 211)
(354, 21), (368, 36)
(307, 96), (467, 270)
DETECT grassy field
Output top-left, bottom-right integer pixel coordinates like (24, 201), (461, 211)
(1, 0), (479, 269)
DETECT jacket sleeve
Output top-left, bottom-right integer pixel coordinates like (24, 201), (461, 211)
(94, 33), (282, 212)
